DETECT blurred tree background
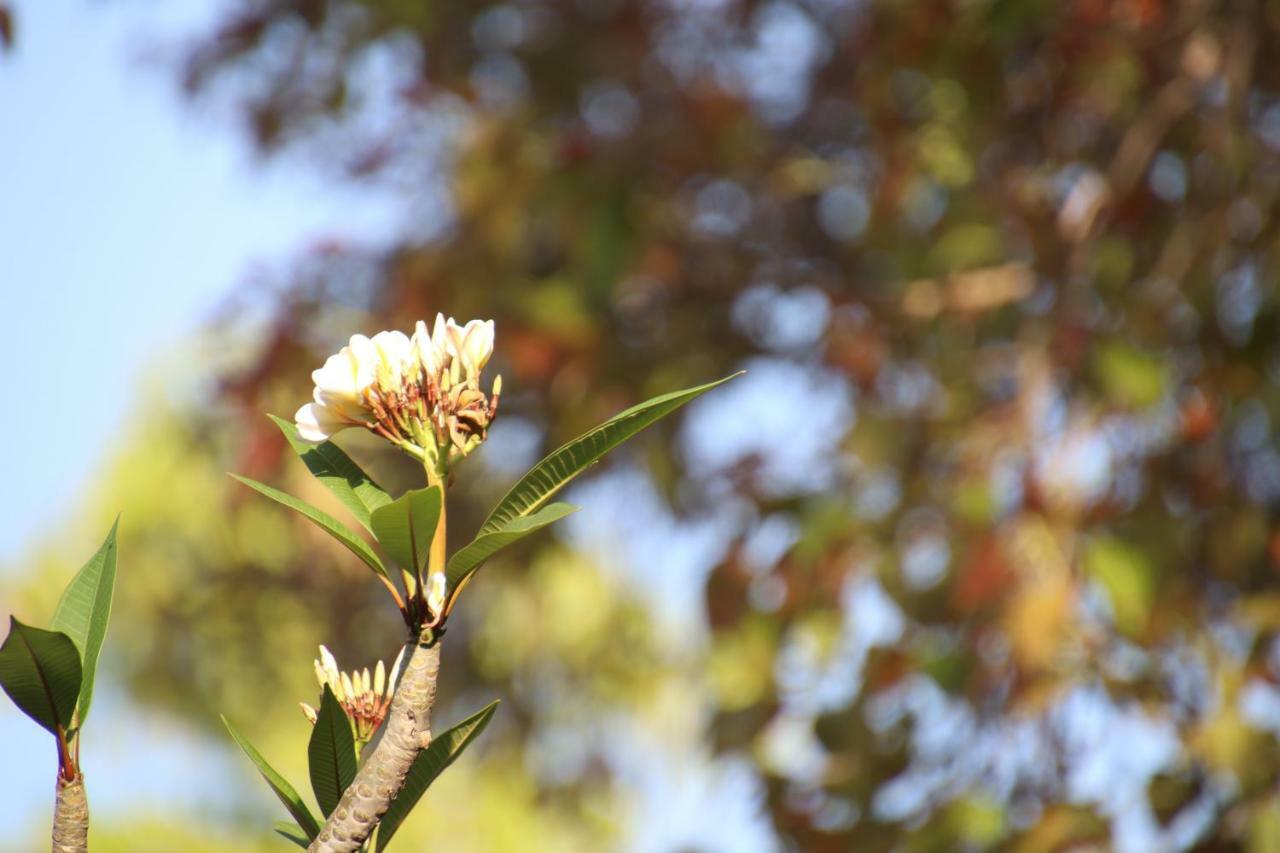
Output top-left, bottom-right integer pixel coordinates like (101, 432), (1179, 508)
(12, 0), (1280, 849)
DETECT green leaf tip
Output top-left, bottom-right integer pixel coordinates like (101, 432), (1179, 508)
(50, 519), (120, 725)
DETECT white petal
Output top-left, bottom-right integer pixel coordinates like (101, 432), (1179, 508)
(311, 351), (358, 399)
(374, 659), (386, 696)
(295, 403), (348, 442)
(432, 313), (449, 351)
(443, 317), (468, 360)
(346, 335), (378, 389)
(371, 330), (413, 387)
(460, 319), (495, 371)
(373, 330), (412, 360)
(412, 320), (440, 375)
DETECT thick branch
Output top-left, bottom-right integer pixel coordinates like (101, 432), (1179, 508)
(52, 775), (88, 853)
(307, 638), (441, 853)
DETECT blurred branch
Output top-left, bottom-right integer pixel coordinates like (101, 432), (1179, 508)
(0, 3), (14, 52)
(901, 263), (1034, 319)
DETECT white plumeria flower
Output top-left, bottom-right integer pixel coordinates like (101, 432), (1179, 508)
(295, 315), (501, 469)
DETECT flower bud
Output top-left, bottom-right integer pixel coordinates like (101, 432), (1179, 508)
(302, 645), (403, 741)
(426, 572), (447, 619)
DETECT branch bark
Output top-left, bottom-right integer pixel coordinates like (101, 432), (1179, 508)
(307, 638), (441, 853)
(52, 775), (88, 853)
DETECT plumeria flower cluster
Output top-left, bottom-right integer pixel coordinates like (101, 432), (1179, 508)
(300, 645), (405, 743)
(295, 314), (501, 471)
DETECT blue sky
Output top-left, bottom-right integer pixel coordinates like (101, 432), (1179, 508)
(0, 0), (395, 838)
(0, 0), (393, 566)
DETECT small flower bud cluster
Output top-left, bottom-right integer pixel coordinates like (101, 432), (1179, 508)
(295, 314), (501, 470)
(300, 644), (404, 742)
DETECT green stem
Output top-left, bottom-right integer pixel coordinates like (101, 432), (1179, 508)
(423, 462), (448, 591)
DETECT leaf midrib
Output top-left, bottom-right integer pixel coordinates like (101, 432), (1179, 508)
(15, 626), (67, 730)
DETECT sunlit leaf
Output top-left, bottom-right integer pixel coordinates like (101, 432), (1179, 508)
(375, 700), (499, 851)
(445, 503), (578, 608)
(308, 684), (357, 818)
(222, 715), (321, 840)
(231, 474), (388, 580)
(270, 414), (392, 531)
(370, 486), (442, 577)
(478, 374), (741, 536)
(0, 618), (81, 736)
(50, 519), (119, 724)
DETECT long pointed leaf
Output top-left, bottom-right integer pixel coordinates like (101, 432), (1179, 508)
(376, 701), (499, 852)
(446, 504), (578, 607)
(273, 821), (309, 849)
(308, 685), (357, 817)
(0, 618), (82, 736)
(222, 715), (322, 840)
(50, 520), (119, 724)
(231, 474), (389, 581)
(370, 486), (442, 576)
(479, 374), (741, 535)
(270, 414), (392, 531)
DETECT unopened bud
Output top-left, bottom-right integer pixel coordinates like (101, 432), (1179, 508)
(426, 572), (447, 618)
(340, 672), (355, 702)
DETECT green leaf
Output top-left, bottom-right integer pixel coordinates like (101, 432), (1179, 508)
(370, 486), (442, 576)
(376, 701), (499, 852)
(231, 474), (389, 581)
(478, 374), (741, 535)
(0, 618), (82, 735)
(308, 684), (358, 818)
(270, 414), (392, 531)
(272, 821), (310, 849)
(222, 715), (321, 840)
(446, 503), (578, 603)
(49, 520), (119, 725)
